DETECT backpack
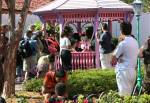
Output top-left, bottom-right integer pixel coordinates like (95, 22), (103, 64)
(143, 48), (150, 65)
(46, 37), (60, 54)
(19, 39), (33, 58)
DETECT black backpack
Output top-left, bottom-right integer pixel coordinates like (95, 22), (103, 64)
(19, 39), (33, 58)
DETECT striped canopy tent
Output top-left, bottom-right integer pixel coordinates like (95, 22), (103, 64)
(33, 0), (134, 68)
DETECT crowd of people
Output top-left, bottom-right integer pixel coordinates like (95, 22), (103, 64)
(0, 21), (150, 102)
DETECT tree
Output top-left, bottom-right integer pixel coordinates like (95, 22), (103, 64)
(0, 0), (4, 96)
(0, 0), (31, 98)
(0, 0), (2, 26)
(121, 0), (150, 12)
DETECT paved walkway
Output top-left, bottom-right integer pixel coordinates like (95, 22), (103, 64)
(15, 83), (23, 91)
(14, 83), (43, 103)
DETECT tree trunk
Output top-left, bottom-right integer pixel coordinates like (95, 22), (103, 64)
(0, 0), (2, 26)
(2, 0), (31, 98)
(0, 0), (4, 96)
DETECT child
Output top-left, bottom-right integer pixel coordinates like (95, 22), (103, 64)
(42, 69), (68, 103)
(47, 83), (68, 103)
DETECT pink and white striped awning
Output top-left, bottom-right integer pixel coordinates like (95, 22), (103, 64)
(33, 0), (134, 22)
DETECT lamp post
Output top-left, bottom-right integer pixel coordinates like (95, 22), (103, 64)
(132, 0), (143, 94)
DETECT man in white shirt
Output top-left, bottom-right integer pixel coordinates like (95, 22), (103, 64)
(60, 32), (72, 71)
(112, 22), (139, 96)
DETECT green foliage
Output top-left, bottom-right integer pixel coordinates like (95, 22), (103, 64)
(23, 69), (117, 98)
(34, 21), (42, 31)
(98, 91), (150, 103)
(16, 96), (28, 103)
(98, 90), (123, 103)
(23, 78), (43, 92)
(77, 94), (85, 103)
(68, 69), (117, 98)
(23, 69), (146, 101)
(121, 0), (150, 12)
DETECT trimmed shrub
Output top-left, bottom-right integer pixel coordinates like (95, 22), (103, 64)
(23, 78), (43, 92)
(23, 69), (117, 97)
(67, 69), (117, 98)
(23, 69), (148, 101)
(98, 91), (150, 103)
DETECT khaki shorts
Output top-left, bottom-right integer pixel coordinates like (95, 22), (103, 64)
(23, 56), (37, 72)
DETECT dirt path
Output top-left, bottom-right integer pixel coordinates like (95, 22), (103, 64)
(6, 84), (43, 103)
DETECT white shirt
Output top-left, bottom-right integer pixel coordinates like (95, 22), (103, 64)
(113, 36), (139, 72)
(60, 37), (71, 51)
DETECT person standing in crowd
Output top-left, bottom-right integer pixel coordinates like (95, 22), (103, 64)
(37, 54), (55, 78)
(99, 23), (112, 69)
(139, 36), (150, 94)
(80, 34), (90, 52)
(60, 31), (72, 71)
(112, 22), (139, 96)
(16, 49), (23, 83)
(20, 30), (37, 81)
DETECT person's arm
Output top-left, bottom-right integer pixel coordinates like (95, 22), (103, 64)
(139, 45), (144, 58)
(112, 42), (124, 64)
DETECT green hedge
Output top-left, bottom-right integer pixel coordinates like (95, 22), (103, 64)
(23, 69), (117, 98)
(23, 78), (43, 92)
(23, 68), (145, 94)
(68, 69), (117, 98)
(98, 90), (150, 103)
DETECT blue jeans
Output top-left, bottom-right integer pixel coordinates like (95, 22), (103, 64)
(16, 65), (23, 77)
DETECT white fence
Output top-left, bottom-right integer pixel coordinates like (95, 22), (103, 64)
(2, 13), (150, 45)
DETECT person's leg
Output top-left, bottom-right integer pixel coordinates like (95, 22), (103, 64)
(23, 58), (30, 81)
(116, 70), (136, 96)
(61, 50), (68, 70)
(65, 50), (72, 71)
(100, 53), (107, 69)
(16, 65), (23, 82)
(30, 55), (37, 70)
(105, 53), (112, 68)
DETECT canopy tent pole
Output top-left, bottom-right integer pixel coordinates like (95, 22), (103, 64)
(77, 22), (82, 33)
(94, 13), (100, 68)
(58, 15), (64, 43)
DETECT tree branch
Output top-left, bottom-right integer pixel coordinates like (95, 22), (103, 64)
(15, 0), (31, 41)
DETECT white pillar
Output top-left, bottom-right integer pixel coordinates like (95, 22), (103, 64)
(58, 15), (64, 43)
(94, 13), (100, 68)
